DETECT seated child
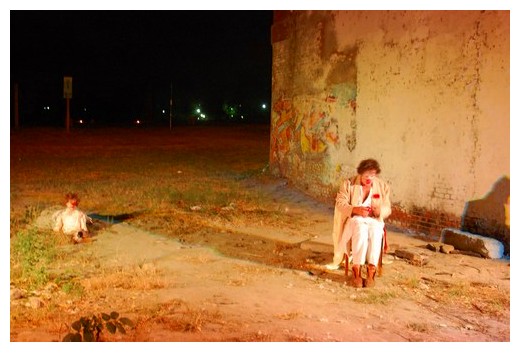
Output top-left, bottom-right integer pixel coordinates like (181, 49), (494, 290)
(53, 193), (92, 243)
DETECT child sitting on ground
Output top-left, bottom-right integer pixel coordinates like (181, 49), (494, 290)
(53, 193), (92, 243)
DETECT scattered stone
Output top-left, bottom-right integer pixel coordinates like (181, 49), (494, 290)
(440, 244), (455, 254)
(44, 282), (59, 293)
(426, 242), (442, 252)
(10, 288), (26, 300)
(382, 255), (394, 265)
(441, 228), (504, 259)
(394, 249), (428, 266)
(418, 282), (430, 290)
(435, 272), (453, 277)
(27, 297), (44, 309)
(426, 242), (455, 254)
(450, 249), (483, 258)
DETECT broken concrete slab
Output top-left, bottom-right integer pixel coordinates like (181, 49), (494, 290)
(440, 228), (504, 259)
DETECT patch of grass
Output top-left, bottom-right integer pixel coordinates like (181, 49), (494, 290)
(404, 277), (421, 289)
(407, 322), (430, 333)
(276, 311), (301, 320)
(416, 278), (509, 318)
(446, 283), (466, 298)
(10, 127), (291, 245)
(187, 306), (221, 329)
(455, 283), (509, 317)
(393, 275), (423, 291)
(354, 290), (399, 305)
(10, 228), (59, 290)
(483, 297), (510, 316)
(61, 280), (85, 297)
(143, 300), (225, 334)
(10, 204), (43, 236)
(81, 265), (168, 291)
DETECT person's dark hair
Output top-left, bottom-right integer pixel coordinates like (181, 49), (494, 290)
(357, 159), (381, 175)
(65, 192), (79, 206)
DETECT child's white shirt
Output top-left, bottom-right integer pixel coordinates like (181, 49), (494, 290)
(53, 208), (88, 235)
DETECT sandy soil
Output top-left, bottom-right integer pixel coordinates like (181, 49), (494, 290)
(11, 177), (510, 343)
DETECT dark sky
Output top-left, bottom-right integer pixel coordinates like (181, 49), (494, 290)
(10, 10), (273, 124)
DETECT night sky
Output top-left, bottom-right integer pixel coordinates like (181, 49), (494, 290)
(10, 10), (273, 125)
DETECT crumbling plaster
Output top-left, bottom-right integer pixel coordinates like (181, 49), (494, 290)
(270, 10), (509, 232)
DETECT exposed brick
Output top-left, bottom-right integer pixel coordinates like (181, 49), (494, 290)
(387, 203), (461, 240)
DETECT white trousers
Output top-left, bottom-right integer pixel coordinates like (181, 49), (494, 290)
(350, 216), (384, 265)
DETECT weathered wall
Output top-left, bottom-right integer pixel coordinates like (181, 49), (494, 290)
(270, 10), (510, 243)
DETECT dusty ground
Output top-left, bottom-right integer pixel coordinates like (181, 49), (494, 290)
(9, 125), (510, 344)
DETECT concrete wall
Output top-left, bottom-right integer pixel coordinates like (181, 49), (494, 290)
(270, 10), (509, 242)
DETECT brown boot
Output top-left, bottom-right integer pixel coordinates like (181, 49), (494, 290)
(351, 264), (363, 288)
(365, 264), (376, 288)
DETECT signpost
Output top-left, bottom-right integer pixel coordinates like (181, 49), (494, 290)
(169, 81), (173, 131)
(14, 83), (19, 129)
(63, 76), (72, 132)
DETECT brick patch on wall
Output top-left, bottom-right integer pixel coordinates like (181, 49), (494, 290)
(387, 202), (461, 240)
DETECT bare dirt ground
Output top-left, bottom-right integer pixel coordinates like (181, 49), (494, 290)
(9, 125), (510, 344)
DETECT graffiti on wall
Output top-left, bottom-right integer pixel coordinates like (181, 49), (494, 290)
(270, 83), (357, 179)
(270, 13), (360, 196)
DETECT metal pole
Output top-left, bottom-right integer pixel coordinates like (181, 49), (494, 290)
(14, 83), (19, 129)
(169, 81), (173, 131)
(66, 98), (70, 133)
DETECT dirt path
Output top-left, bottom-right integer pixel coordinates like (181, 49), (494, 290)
(88, 223), (511, 342)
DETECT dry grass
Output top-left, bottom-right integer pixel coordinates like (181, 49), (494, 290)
(133, 299), (226, 336)
(81, 264), (169, 291)
(427, 280), (509, 318)
(10, 125), (284, 292)
(9, 127), (286, 337)
(10, 126), (276, 340)
(10, 126), (278, 235)
(275, 311), (302, 320)
(393, 275), (509, 318)
(406, 322), (430, 333)
(353, 289), (400, 305)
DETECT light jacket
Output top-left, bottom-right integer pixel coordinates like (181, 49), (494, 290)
(53, 208), (89, 235)
(330, 175), (392, 267)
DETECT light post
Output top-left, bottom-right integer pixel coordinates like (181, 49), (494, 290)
(63, 76), (72, 133)
(169, 81), (173, 131)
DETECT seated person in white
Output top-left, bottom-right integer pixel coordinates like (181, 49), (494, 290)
(328, 159), (391, 288)
(53, 193), (91, 242)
